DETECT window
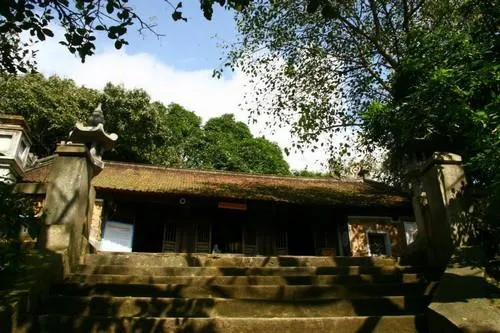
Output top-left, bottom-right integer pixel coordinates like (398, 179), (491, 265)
(276, 230), (288, 255)
(162, 222), (177, 252)
(17, 139), (28, 161)
(0, 134), (12, 153)
(367, 232), (390, 256)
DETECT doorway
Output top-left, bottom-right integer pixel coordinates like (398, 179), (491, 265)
(212, 210), (244, 253)
(288, 223), (315, 255)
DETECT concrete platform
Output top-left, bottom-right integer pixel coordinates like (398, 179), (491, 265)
(39, 315), (428, 333)
(66, 273), (429, 285)
(42, 295), (430, 317)
(75, 264), (427, 276)
(50, 282), (437, 299)
(36, 253), (439, 332)
(87, 253), (398, 267)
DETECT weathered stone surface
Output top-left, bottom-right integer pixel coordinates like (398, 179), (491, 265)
(38, 315), (427, 333)
(428, 248), (500, 333)
(67, 272), (427, 285)
(42, 294), (429, 317)
(0, 251), (63, 333)
(41, 224), (71, 251)
(84, 252), (397, 267)
(74, 264), (428, 276)
(50, 281), (436, 299)
(416, 152), (469, 267)
(38, 143), (96, 274)
(35, 252), (438, 332)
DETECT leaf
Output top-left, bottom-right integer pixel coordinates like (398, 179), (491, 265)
(106, 1), (114, 14)
(36, 29), (45, 41)
(40, 28), (53, 37)
(172, 11), (183, 21)
(306, 0), (320, 13)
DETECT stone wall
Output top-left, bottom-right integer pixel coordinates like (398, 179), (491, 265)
(348, 217), (407, 257)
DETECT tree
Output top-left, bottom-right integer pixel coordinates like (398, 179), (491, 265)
(162, 103), (204, 168)
(0, 74), (290, 175)
(226, 0), (499, 241)
(223, 0), (432, 146)
(100, 83), (172, 164)
(0, 73), (99, 156)
(0, 0), (252, 74)
(0, 178), (40, 274)
(0, 31), (37, 74)
(198, 114), (290, 175)
(225, 0), (497, 175)
(362, 0), (499, 214)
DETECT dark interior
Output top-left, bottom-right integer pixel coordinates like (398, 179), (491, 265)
(287, 222), (315, 255)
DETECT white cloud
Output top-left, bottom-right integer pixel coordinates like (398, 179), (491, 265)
(35, 36), (329, 171)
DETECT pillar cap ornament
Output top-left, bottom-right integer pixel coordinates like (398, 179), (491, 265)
(68, 103), (118, 173)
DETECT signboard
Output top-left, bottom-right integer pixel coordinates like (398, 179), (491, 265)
(100, 221), (134, 252)
(218, 202), (247, 211)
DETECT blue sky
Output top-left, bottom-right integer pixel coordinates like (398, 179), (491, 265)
(120, 2), (238, 72)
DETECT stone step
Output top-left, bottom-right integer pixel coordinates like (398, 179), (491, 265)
(86, 253), (398, 267)
(67, 273), (429, 285)
(41, 295), (430, 317)
(50, 282), (437, 299)
(38, 315), (428, 333)
(75, 264), (426, 277)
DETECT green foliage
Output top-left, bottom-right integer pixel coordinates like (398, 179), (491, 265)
(0, 32), (37, 74)
(0, 74), (290, 175)
(0, 179), (40, 273)
(225, 0), (499, 242)
(362, 0), (499, 216)
(100, 84), (172, 164)
(223, 0), (421, 148)
(162, 103), (204, 168)
(197, 114), (290, 174)
(0, 0), (252, 74)
(291, 169), (331, 178)
(0, 73), (99, 156)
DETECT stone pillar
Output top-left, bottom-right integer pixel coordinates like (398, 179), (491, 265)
(37, 144), (97, 274)
(419, 152), (467, 267)
(37, 103), (117, 274)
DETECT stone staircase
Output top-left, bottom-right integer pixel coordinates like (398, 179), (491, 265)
(37, 253), (439, 333)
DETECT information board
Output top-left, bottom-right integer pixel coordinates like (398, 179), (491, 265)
(100, 221), (134, 252)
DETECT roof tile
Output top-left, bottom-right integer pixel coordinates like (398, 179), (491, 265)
(22, 160), (408, 207)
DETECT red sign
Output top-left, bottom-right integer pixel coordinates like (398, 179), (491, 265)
(218, 202), (247, 211)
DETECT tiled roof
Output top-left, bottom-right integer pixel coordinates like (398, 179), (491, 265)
(22, 159), (409, 207)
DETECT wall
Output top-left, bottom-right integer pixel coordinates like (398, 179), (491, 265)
(348, 217), (407, 257)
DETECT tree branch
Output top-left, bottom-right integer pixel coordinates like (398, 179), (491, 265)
(337, 15), (398, 69)
(368, 0), (381, 40)
(402, 0), (411, 34)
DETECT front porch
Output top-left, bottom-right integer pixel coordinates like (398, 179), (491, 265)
(93, 193), (412, 257)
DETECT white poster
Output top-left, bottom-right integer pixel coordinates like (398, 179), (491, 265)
(100, 221), (134, 252)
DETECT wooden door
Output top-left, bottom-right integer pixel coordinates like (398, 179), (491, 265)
(275, 230), (288, 255)
(243, 226), (258, 256)
(195, 221), (211, 253)
(162, 221), (177, 252)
